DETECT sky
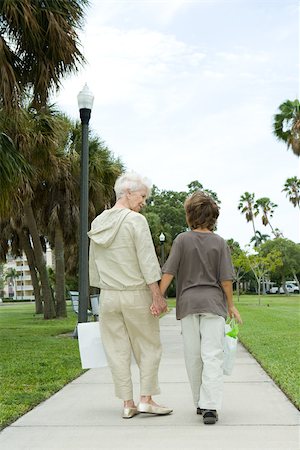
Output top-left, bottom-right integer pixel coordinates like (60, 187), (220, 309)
(54, 0), (300, 248)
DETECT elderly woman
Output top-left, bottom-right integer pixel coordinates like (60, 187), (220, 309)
(88, 171), (172, 419)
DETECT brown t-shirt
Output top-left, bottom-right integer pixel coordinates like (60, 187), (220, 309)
(162, 231), (233, 320)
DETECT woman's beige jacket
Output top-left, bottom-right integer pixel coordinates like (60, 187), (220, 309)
(88, 208), (161, 290)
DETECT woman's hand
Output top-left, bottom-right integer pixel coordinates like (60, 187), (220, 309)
(148, 282), (168, 317)
(150, 294), (168, 317)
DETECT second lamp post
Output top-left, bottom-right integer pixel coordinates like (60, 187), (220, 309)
(159, 232), (165, 267)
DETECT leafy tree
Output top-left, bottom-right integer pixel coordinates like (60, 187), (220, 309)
(187, 180), (220, 204)
(227, 240), (250, 301)
(248, 249), (283, 305)
(273, 99), (300, 157)
(144, 181), (220, 255)
(282, 176), (300, 209)
(260, 238), (300, 292)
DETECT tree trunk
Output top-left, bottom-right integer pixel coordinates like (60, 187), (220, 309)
(251, 219), (259, 246)
(19, 228), (43, 314)
(268, 220), (276, 237)
(23, 201), (56, 319)
(292, 271), (300, 291)
(257, 277), (262, 306)
(282, 275), (288, 295)
(262, 275), (266, 294)
(55, 222), (67, 318)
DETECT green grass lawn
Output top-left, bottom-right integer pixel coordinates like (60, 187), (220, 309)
(1, 295), (299, 430)
(168, 294), (300, 409)
(0, 303), (84, 430)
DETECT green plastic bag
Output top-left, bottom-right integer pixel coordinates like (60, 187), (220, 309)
(225, 318), (239, 339)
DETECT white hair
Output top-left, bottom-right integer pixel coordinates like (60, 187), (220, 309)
(114, 171), (152, 200)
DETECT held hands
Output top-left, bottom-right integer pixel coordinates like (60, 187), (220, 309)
(228, 305), (243, 324)
(150, 294), (168, 317)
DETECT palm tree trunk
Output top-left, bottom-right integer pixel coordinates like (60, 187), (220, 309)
(23, 201), (56, 319)
(250, 216), (259, 246)
(267, 219), (276, 237)
(55, 222), (67, 318)
(18, 228), (43, 314)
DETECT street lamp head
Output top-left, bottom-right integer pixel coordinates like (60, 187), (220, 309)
(159, 232), (166, 243)
(77, 83), (94, 110)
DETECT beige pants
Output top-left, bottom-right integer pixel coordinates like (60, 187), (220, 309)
(100, 289), (162, 400)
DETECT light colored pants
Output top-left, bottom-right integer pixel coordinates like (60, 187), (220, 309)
(181, 313), (225, 410)
(100, 289), (162, 400)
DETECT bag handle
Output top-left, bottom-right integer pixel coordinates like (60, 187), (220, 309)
(225, 317), (239, 339)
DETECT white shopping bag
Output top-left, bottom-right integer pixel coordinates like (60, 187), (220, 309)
(223, 322), (238, 376)
(77, 322), (108, 369)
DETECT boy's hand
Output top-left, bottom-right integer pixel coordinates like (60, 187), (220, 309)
(228, 305), (243, 324)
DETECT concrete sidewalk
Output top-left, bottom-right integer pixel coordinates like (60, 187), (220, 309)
(0, 310), (299, 450)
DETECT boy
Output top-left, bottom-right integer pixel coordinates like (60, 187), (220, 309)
(160, 191), (242, 425)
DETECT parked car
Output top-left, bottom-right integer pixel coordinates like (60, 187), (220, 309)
(268, 283), (299, 294)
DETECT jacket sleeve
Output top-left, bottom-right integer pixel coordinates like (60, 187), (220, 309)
(132, 214), (161, 285)
(89, 240), (101, 288)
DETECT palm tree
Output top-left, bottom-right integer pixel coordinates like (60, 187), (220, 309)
(0, 0), (87, 110)
(282, 176), (300, 209)
(36, 118), (123, 316)
(238, 192), (258, 243)
(250, 231), (270, 246)
(0, 132), (32, 213)
(1, 1), (89, 318)
(4, 267), (19, 299)
(0, 218), (43, 312)
(273, 99), (300, 156)
(254, 197), (278, 236)
(0, 105), (70, 318)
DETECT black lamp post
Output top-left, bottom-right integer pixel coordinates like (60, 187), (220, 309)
(77, 84), (94, 323)
(159, 232), (166, 267)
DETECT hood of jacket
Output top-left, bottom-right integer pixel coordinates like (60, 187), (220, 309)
(88, 208), (132, 248)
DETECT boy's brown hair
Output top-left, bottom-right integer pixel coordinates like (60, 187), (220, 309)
(184, 191), (219, 231)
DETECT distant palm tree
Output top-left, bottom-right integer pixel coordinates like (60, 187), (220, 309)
(250, 231), (270, 246)
(254, 197), (278, 236)
(282, 176), (300, 209)
(273, 99), (300, 156)
(238, 192), (258, 243)
(4, 268), (19, 298)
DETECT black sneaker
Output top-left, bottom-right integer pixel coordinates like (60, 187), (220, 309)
(196, 407), (203, 415)
(202, 409), (218, 425)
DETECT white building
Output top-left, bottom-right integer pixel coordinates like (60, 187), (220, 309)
(3, 244), (54, 301)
